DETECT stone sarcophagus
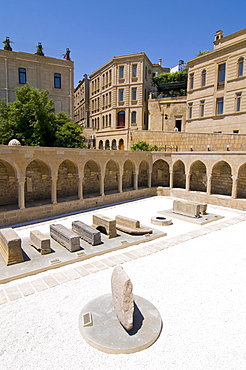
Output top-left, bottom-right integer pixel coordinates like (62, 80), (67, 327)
(72, 221), (101, 246)
(92, 214), (117, 239)
(173, 200), (200, 218)
(115, 215), (152, 235)
(50, 224), (81, 252)
(0, 228), (24, 265)
(30, 230), (51, 255)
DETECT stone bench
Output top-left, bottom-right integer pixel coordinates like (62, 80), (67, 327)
(30, 230), (51, 255)
(115, 215), (153, 235)
(0, 228), (24, 265)
(92, 214), (117, 239)
(72, 221), (101, 246)
(50, 224), (81, 252)
(173, 200), (200, 218)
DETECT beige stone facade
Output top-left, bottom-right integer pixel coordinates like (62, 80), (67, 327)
(0, 49), (74, 116)
(186, 28), (246, 133)
(1, 145), (246, 226)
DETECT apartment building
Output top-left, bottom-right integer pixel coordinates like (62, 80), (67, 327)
(186, 29), (246, 134)
(0, 44), (74, 116)
(76, 52), (168, 149)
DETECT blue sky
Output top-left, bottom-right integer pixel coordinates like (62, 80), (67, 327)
(1, 0), (246, 86)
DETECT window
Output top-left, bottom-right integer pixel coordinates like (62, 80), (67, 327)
(19, 68), (26, 84)
(217, 97), (224, 115)
(132, 87), (137, 101)
(119, 66), (124, 79)
(201, 70), (206, 87)
(188, 103), (193, 119)
(218, 63), (226, 89)
(200, 100), (205, 117)
(132, 64), (137, 78)
(238, 58), (244, 77)
(131, 111), (136, 124)
(119, 89), (124, 101)
(236, 93), (242, 112)
(189, 73), (194, 90)
(54, 73), (61, 88)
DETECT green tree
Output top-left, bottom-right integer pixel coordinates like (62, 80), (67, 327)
(197, 50), (210, 56)
(0, 84), (86, 148)
(131, 141), (161, 151)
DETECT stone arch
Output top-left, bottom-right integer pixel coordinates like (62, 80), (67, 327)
(122, 160), (135, 190)
(138, 160), (149, 188)
(237, 163), (246, 198)
(211, 161), (232, 196)
(173, 160), (185, 188)
(152, 159), (170, 187)
(99, 140), (103, 150)
(119, 139), (124, 150)
(190, 160), (207, 192)
(105, 140), (110, 150)
(83, 159), (100, 197)
(112, 139), (117, 150)
(57, 159), (78, 200)
(104, 159), (119, 194)
(0, 160), (18, 206)
(25, 159), (52, 203)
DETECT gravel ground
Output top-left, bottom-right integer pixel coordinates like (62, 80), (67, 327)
(0, 197), (246, 370)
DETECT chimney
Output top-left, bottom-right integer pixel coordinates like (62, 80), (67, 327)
(158, 58), (162, 66)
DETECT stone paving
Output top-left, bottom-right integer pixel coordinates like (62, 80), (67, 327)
(1, 210), (245, 305)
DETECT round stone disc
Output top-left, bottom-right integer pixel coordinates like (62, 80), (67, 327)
(79, 294), (162, 354)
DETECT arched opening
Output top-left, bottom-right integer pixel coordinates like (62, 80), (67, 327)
(99, 140), (103, 150)
(190, 160), (207, 192)
(152, 159), (170, 187)
(105, 140), (110, 150)
(104, 160), (118, 195)
(0, 160), (18, 207)
(173, 160), (185, 188)
(117, 111), (125, 128)
(96, 225), (107, 235)
(57, 160), (78, 201)
(237, 163), (246, 198)
(25, 160), (51, 205)
(138, 160), (149, 188)
(112, 139), (117, 150)
(83, 160), (100, 197)
(119, 139), (124, 150)
(123, 160), (134, 191)
(211, 161), (232, 196)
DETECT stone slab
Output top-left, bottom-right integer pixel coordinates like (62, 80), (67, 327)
(79, 294), (162, 354)
(158, 209), (224, 225)
(173, 200), (200, 218)
(115, 215), (153, 235)
(72, 221), (101, 246)
(50, 224), (81, 252)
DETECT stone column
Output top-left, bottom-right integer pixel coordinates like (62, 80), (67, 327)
(231, 176), (238, 199)
(207, 173), (212, 195)
(17, 177), (25, 209)
(51, 173), (57, 204)
(117, 171), (123, 193)
(148, 171), (152, 188)
(133, 172), (138, 190)
(185, 172), (190, 191)
(169, 170), (174, 189)
(78, 175), (83, 200)
(99, 174), (105, 196)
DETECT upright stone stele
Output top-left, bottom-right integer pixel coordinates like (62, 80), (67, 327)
(111, 266), (134, 331)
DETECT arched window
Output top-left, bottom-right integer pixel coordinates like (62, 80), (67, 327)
(117, 111), (125, 128)
(109, 114), (111, 127)
(131, 111), (137, 124)
(201, 69), (206, 87)
(238, 57), (244, 77)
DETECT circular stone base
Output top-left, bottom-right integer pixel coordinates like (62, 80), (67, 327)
(79, 294), (162, 354)
(151, 215), (172, 226)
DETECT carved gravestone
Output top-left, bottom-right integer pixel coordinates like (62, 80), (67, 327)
(111, 266), (134, 331)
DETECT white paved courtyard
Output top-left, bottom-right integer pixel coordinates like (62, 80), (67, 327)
(0, 196), (246, 369)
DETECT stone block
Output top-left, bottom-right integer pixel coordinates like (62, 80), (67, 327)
(0, 227), (24, 265)
(72, 220), (101, 246)
(111, 266), (134, 331)
(173, 199), (200, 218)
(30, 230), (51, 255)
(92, 214), (117, 239)
(115, 215), (153, 235)
(50, 224), (81, 252)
